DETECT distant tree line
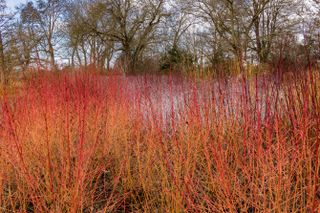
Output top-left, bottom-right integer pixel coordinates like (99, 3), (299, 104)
(0, 0), (320, 82)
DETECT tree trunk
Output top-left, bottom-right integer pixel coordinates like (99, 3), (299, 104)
(235, 46), (245, 73)
(81, 43), (87, 67)
(76, 48), (82, 67)
(71, 47), (76, 67)
(48, 40), (56, 70)
(123, 45), (132, 73)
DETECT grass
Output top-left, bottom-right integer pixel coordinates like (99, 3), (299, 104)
(0, 69), (319, 212)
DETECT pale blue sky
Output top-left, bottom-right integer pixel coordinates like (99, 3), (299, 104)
(7, 0), (26, 9)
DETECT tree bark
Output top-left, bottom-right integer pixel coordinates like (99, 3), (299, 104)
(48, 40), (56, 70)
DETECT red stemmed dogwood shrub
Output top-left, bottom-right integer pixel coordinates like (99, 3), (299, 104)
(0, 69), (319, 212)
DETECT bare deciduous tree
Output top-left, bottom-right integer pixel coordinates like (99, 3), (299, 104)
(20, 0), (66, 70)
(0, 0), (314, 74)
(251, 0), (301, 63)
(0, 0), (15, 84)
